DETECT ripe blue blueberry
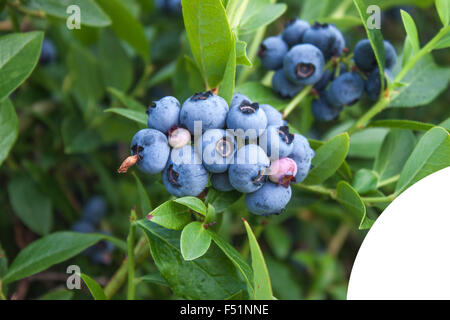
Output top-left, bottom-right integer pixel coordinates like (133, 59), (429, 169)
(147, 96), (180, 133)
(228, 144), (270, 193)
(312, 94), (342, 121)
(131, 129), (170, 174)
(39, 39), (57, 66)
(272, 69), (304, 99)
(302, 23), (343, 60)
(282, 19), (310, 47)
(244, 182), (292, 216)
(260, 104), (284, 127)
(196, 129), (236, 173)
(226, 100), (268, 139)
(180, 91), (229, 133)
(211, 172), (235, 192)
(326, 72), (364, 107)
(258, 36), (288, 70)
(288, 134), (315, 183)
(81, 196), (107, 226)
(90, 231), (115, 265)
(354, 39), (397, 72)
(71, 221), (95, 234)
(162, 145), (209, 197)
(314, 63), (347, 91)
(259, 125), (295, 161)
(283, 44), (325, 86)
(365, 68), (393, 101)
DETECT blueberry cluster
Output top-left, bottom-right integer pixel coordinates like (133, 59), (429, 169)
(259, 19), (397, 121)
(121, 92), (315, 216)
(71, 197), (114, 265)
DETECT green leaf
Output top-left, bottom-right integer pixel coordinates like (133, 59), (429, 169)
(180, 222), (212, 261)
(400, 10), (420, 51)
(133, 172), (152, 216)
(61, 116), (102, 154)
(374, 129), (416, 181)
(336, 181), (373, 230)
(7, 176), (52, 236)
(226, 0), (249, 28)
(137, 220), (246, 299)
(238, 3), (287, 35)
(368, 119), (448, 132)
(146, 201), (191, 230)
(182, 0), (232, 88)
(235, 82), (287, 110)
(242, 219), (272, 300)
(395, 127), (450, 194)
(352, 169), (379, 194)
(390, 55), (450, 108)
(0, 99), (18, 167)
(303, 133), (350, 185)
(205, 204), (217, 225)
(39, 289), (74, 300)
(104, 108), (147, 125)
(96, 0), (149, 62)
(207, 230), (254, 295)
(219, 33), (236, 105)
(434, 32), (450, 49)
(174, 197), (207, 216)
(107, 88), (146, 111)
(353, 0), (386, 88)
(81, 273), (107, 300)
(236, 40), (252, 66)
(23, 0), (111, 27)
(436, 0), (450, 26)
(205, 189), (242, 213)
(173, 55), (206, 101)
(0, 32), (44, 101)
(99, 30), (133, 92)
(3, 232), (106, 284)
(349, 128), (389, 159)
(139, 272), (169, 287)
(264, 224), (291, 260)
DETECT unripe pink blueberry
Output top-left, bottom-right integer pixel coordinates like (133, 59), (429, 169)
(168, 127), (191, 149)
(268, 157), (297, 187)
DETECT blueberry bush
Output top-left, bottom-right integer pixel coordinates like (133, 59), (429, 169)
(0, 0), (449, 300)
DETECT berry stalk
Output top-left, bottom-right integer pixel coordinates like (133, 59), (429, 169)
(127, 208), (138, 300)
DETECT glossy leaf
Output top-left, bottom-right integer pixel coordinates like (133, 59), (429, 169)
(174, 197), (207, 216)
(368, 119), (448, 132)
(3, 232), (106, 284)
(205, 189), (242, 213)
(137, 220), (246, 299)
(243, 219), (272, 300)
(140, 272), (169, 287)
(352, 169), (379, 194)
(303, 133), (350, 185)
(0, 32), (44, 101)
(7, 176), (52, 236)
(107, 88), (146, 111)
(238, 3), (287, 35)
(349, 128), (389, 159)
(182, 0), (232, 88)
(96, 0), (149, 61)
(220, 33), (236, 105)
(0, 99), (18, 167)
(236, 40), (252, 66)
(336, 181), (373, 230)
(81, 273), (107, 300)
(400, 10), (420, 51)
(104, 108), (147, 125)
(374, 129), (416, 181)
(436, 0), (450, 26)
(23, 0), (111, 27)
(146, 201), (191, 230)
(395, 127), (450, 194)
(180, 222), (212, 261)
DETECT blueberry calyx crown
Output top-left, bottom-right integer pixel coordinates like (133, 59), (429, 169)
(239, 100), (260, 114)
(278, 126), (294, 145)
(278, 175), (296, 188)
(215, 137), (233, 157)
(252, 169), (267, 186)
(191, 91), (213, 101)
(167, 164), (182, 187)
(131, 144), (144, 160)
(257, 44), (266, 58)
(146, 102), (157, 115)
(296, 63), (315, 79)
(312, 22), (329, 29)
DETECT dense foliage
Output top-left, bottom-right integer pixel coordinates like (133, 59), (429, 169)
(0, 0), (449, 300)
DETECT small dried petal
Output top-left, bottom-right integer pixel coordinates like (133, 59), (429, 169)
(117, 154), (139, 173)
